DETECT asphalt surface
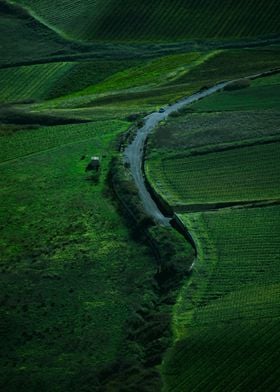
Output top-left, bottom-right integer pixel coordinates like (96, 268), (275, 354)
(124, 81), (229, 225)
(123, 68), (279, 226)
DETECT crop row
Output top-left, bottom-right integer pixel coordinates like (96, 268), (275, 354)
(164, 316), (280, 391)
(74, 52), (205, 97)
(14, 0), (280, 41)
(0, 120), (128, 163)
(0, 62), (72, 103)
(147, 141), (280, 206)
(177, 205), (280, 326)
(191, 83), (280, 112)
(164, 205), (280, 391)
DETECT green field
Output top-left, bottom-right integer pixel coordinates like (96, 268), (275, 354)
(1, 0), (280, 390)
(39, 52), (214, 109)
(146, 141), (280, 208)
(150, 110), (280, 150)
(0, 59), (142, 104)
(163, 206), (280, 391)
(36, 47), (280, 112)
(13, 0), (280, 41)
(0, 63), (72, 103)
(0, 120), (161, 389)
(188, 72), (280, 112)
(66, 52), (208, 97)
(145, 69), (280, 390)
(169, 48), (280, 87)
(0, 1), (79, 66)
(190, 84), (280, 112)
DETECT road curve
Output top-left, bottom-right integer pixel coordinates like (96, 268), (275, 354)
(124, 81), (229, 226)
(123, 69), (280, 226)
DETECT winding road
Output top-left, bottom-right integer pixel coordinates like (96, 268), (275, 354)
(124, 69), (280, 226)
(124, 81), (230, 226)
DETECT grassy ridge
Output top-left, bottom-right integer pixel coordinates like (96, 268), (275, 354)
(163, 206), (280, 391)
(13, 0), (280, 41)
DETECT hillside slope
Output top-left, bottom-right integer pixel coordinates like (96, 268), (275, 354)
(12, 0), (280, 42)
(0, 1), (84, 66)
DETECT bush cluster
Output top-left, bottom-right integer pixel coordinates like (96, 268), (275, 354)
(104, 154), (195, 390)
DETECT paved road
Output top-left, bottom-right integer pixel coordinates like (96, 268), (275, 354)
(124, 81), (229, 225)
(124, 68), (280, 226)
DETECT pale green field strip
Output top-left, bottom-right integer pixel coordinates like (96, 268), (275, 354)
(146, 141), (280, 206)
(0, 120), (129, 163)
(163, 205), (280, 391)
(0, 62), (73, 102)
(50, 51), (216, 107)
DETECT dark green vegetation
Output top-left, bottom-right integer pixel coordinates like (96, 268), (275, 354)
(13, 0), (280, 42)
(145, 71), (280, 390)
(1, 0), (280, 390)
(0, 119), (193, 391)
(0, 0), (81, 66)
(164, 207), (280, 392)
(1, 121), (157, 389)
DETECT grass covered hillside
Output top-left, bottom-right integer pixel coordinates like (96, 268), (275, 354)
(145, 71), (280, 390)
(0, 119), (162, 390)
(0, 1), (81, 66)
(12, 0), (280, 42)
(146, 72), (280, 210)
(1, 0), (280, 390)
(164, 207), (280, 391)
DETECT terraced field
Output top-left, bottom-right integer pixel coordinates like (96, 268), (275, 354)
(169, 47), (280, 88)
(0, 0), (78, 66)
(145, 70), (280, 390)
(190, 79), (280, 112)
(0, 59), (141, 103)
(0, 120), (128, 162)
(66, 52), (210, 98)
(0, 63), (72, 103)
(163, 206), (280, 391)
(39, 47), (280, 112)
(146, 141), (280, 208)
(147, 71), (280, 209)
(150, 110), (280, 150)
(1, 1), (280, 390)
(13, 0), (280, 41)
